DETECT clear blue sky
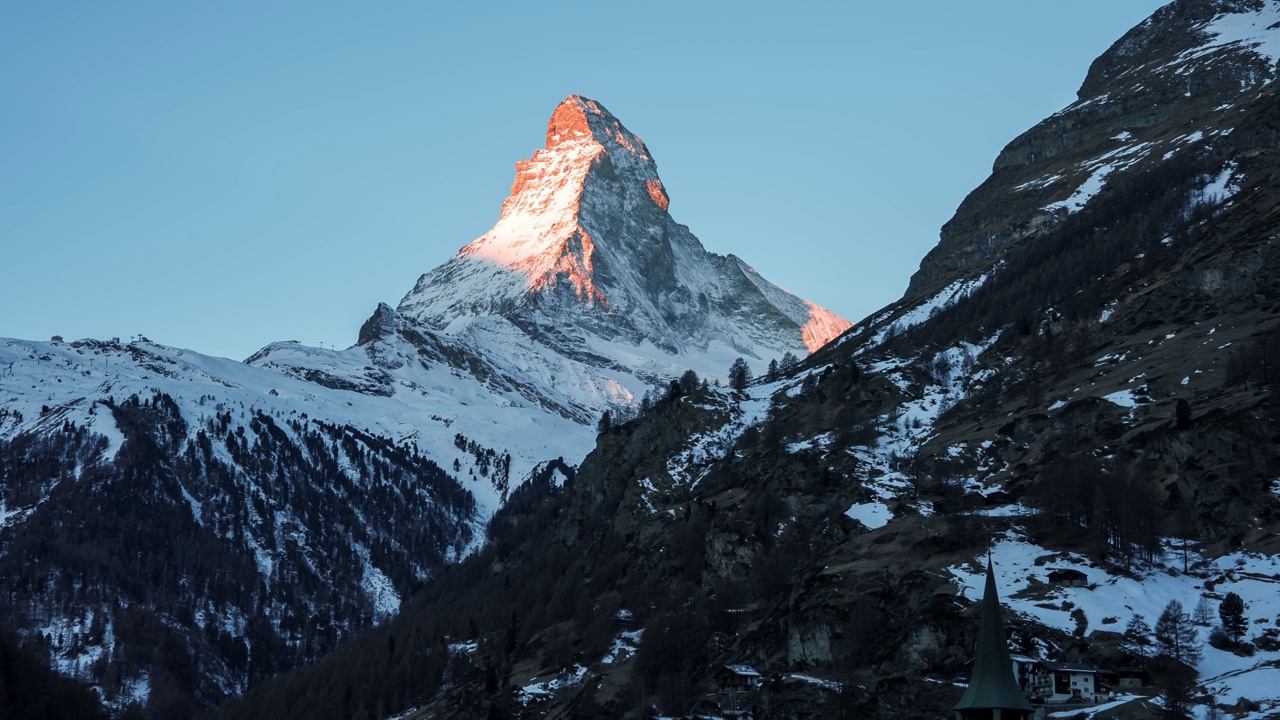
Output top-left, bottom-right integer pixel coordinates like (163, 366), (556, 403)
(0, 1), (1165, 361)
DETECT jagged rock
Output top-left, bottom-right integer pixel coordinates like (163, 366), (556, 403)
(787, 623), (833, 667)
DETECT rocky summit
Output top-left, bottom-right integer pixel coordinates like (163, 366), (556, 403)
(397, 95), (849, 364)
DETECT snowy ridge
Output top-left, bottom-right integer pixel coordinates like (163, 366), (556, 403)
(0, 335), (519, 702)
(1, 336), (590, 520)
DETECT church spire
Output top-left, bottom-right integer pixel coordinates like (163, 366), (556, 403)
(954, 560), (1033, 719)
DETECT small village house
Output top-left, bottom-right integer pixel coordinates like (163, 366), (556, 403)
(1009, 654), (1039, 695)
(1046, 568), (1089, 588)
(715, 665), (762, 693)
(1029, 660), (1107, 704)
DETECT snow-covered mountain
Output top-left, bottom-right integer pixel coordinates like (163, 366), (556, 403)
(213, 3), (1280, 719)
(256, 95), (849, 432)
(245, 94), (850, 498)
(0, 95), (848, 713)
(398, 95), (849, 362)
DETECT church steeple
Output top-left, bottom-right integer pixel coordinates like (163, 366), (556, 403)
(954, 560), (1034, 720)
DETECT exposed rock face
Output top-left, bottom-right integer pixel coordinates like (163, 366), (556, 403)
(787, 623), (834, 667)
(907, 0), (1280, 302)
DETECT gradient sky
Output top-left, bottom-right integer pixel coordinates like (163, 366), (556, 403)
(1, 1), (1165, 361)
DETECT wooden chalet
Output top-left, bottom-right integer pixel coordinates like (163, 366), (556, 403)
(715, 665), (762, 693)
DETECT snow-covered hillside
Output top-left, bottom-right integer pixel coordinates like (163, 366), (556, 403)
(0, 94), (851, 713)
(0, 336), (589, 518)
(953, 536), (1280, 719)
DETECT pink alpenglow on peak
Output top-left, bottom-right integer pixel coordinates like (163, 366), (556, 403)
(448, 95), (664, 309)
(398, 95), (851, 375)
(802, 302), (851, 353)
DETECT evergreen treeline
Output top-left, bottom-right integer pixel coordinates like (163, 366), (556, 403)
(205, 464), (584, 720)
(207, 380), (902, 719)
(0, 392), (475, 715)
(0, 631), (109, 720)
(1029, 459), (1164, 565)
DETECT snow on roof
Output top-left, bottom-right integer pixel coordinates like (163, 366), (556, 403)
(1041, 660), (1099, 674)
(723, 664), (761, 677)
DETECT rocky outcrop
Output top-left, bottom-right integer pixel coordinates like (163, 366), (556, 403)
(907, 0), (1280, 302)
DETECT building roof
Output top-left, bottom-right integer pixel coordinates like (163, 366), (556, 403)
(722, 664), (761, 678)
(953, 561), (1034, 712)
(1040, 660), (1098, 674)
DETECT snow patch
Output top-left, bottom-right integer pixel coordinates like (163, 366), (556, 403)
(844, 502), (893, 530)
(516, 664), (588, 705)
(787, 673), (842, 692)
(866, 274), (991, 349)
(1044, 143), (1155, 215)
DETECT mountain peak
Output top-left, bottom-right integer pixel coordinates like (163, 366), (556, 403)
(544, 95), (669, 211)
(402, 95), (674, 320)
(546, 96), (648, 156)
(398, 95), (850, 364)
(500, 95), (666, 222)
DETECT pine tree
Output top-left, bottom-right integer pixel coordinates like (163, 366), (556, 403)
(678, 369), (699, 395)
(1224, 352), (1249, 388)
(767, 358), (779, 381)
(1191, 595), (1214, 625)
(597, 410), (611, 433)
(1154, 600), (1201, 665)
(1122, 614), (1153, 666)
(728, 358), (752, 391)
(1219, 592), (1247, 644)
(780, 351), (799, 370)
(1157, 662), (1197, 720)
(1175, 398), (1192, 430)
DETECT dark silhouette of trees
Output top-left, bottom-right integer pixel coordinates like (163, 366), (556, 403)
(1154, 600), (1201, 665)
(1175, 399), (1192, 430)
(0, 392), (477, 716)
(0, 632), (109, 720)
(1156, 660), (1197, 719)
(1219, 592), (1247, 644)
(1122, 614), (1153, 667)
(728, 358), (751, 391)
(678, 369), (699, 395)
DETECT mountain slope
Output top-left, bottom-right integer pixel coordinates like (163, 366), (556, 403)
(0, 96), (847, 715)
(211, 3), (1280, 719)
(0, 338), (480, 712)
